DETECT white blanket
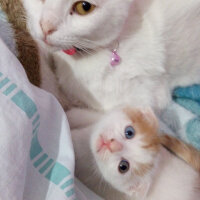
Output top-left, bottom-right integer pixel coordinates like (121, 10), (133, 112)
(0, 38), (102, 200)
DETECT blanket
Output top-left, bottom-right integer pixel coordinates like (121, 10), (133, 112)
(0, 37), (75, 199)
(0, 36), (103, 200)
(0, 7), (103, 200)
(160, 86), (200, 150)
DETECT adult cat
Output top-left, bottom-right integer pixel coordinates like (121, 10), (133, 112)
(23, 0), (200, 113)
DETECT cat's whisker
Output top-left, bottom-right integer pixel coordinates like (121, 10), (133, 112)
(73, 41), (95, 51)
(76, 50), (85, 57)
(81, 48), (95, 56)
(55, 36), (101, 52)
(72, 42), (97, 55)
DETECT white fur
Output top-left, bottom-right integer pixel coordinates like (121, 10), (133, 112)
(23, 0), (200, 112)
(51, 0), (200, 112)
(71, 108), (200, 200)
(147, 149), (200, 200)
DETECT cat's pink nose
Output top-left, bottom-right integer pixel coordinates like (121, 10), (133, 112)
(40, 19), (56, 39)
(97, 136), (123, 153)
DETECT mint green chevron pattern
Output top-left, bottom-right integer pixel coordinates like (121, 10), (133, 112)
(0, 71), (75, 199)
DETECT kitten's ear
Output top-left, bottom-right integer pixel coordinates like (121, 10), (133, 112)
(124, 106), (158, 129)
(140, 107), (158, 129)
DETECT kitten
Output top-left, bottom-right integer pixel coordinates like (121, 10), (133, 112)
(71, 108), (200, 200)
(90, 108), (200, 199)
(23, 0), (200, 112)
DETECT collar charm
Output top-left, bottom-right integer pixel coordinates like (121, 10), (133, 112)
(111, 49), (121, 67)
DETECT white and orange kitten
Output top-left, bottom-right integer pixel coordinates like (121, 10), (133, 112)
(71, 108), (200, 200)
(23, 0), (200, 112)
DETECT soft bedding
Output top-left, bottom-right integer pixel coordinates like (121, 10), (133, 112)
(0, 38), (103, 200)
(161, 86), (200, 150)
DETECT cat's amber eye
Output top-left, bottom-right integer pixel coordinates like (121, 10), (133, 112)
(73, 1), (96, 15)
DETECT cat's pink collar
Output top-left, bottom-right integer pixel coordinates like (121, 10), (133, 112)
(63, 46), (121, 67)
(63, 48), (76, 55)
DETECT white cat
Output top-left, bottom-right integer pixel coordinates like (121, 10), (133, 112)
(23, 0), (200, 112)
(71, 107), (200, 200)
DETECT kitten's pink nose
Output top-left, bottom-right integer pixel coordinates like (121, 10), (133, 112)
(40, 19), (56, 39)
(109, 139), (123, 152)
(97, 136), (123, 153)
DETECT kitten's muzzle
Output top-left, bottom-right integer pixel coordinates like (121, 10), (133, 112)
(97, 135), (123, 153)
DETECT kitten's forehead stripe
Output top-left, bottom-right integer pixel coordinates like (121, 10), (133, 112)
(123, 107), (160, 152)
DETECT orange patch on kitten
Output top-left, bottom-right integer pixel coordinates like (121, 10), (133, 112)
(125, 107), (200, 175)
(160, 134), (200, 173)
(124, 107), (160, 153)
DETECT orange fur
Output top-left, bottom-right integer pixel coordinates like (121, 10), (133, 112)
(160, 134), (200, 173)
(124, 107), (160, 153)
(125, 107), (200, 175)
(124, 108), (160, 177)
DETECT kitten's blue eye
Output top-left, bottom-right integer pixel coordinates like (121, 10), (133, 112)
(125, 126), (135, 139)
(118, 160), (130, 174)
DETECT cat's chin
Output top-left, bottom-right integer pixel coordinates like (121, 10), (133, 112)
(38, 39), (68, 53)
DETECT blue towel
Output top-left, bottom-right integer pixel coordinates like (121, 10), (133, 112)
(173, 85), (200, 149)
(161, 85), (200, 150)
